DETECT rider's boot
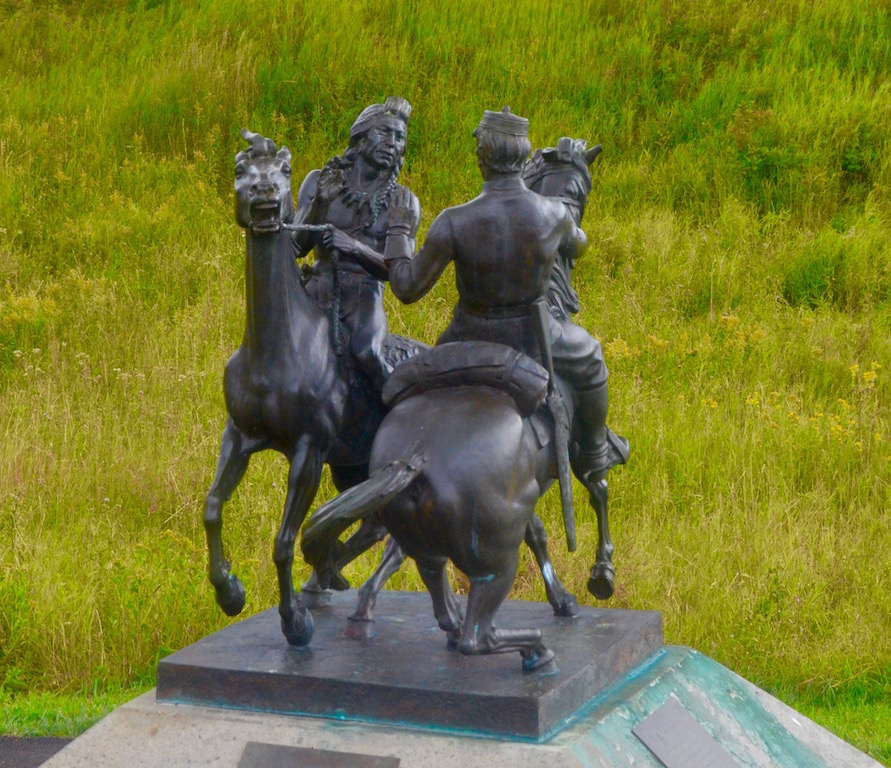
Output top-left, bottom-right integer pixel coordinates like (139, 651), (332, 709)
(569, 381), (630, 488)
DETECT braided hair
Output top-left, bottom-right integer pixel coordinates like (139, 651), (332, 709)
(317, 139), (405, 232)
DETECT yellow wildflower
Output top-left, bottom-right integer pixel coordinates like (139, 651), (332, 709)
(605, 337), (638, 360)
(647, 334), (670, 351)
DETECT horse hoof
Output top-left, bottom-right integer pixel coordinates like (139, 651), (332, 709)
(587, 563), (615, 600)
(551, 593), (580, 618)
(351, 587), (376, 622)
(446, 628), (461, 650)
(348, 607), (375, 623)
(281, 603), (315, 647)
(328, 570), (351, 591)
(307, 567), (350, 593)
(344, 618), (376, 641)
(522, 648), (557, 673)
(301, 586), (332, 608)
(214, 574), (246, 617)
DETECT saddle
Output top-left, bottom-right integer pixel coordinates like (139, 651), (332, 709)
(381, 341), (549, 417)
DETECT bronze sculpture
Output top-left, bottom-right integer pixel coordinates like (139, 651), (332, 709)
(521, 137), (625, 598)
(302, 109), (628, 670)
(203, 105), (611, 651)
(286, 97), (421, 602)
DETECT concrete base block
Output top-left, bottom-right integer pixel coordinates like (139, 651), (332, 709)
(42, 648), (880, 767)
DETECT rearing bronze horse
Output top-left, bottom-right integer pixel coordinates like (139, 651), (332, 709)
(203, 130), (420, 646)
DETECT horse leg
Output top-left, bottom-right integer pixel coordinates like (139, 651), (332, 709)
(303, 517), (386, 605)
(458, 560), (555, 672)
(349, 536), (407, 623)
(275, 434), (324, 646)
(303, 462), (398, 606)
(525, 515), (579, 617)
(334, 519), (390, 574)
(327, 464), (409, 620)
(204, 418), (266, 616)
(303, 464), (363, 597)
(415, 558), (463, 649)
(586, 478), (615, 599)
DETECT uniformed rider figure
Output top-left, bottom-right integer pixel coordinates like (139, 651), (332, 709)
(291, 96), (420, 391)
(382, 107), (628, 487)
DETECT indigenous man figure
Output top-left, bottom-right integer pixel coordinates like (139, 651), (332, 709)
(292, 96), (420, 391)
(383, 107), (627, 488)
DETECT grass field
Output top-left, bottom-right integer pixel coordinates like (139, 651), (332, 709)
(1, 0), (889, 762)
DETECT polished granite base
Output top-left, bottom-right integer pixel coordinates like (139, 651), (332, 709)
(157, 589), (663, 740)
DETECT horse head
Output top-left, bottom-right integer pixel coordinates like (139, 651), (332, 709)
(522, 137), (602, 224)
(235, 128), (294, 234)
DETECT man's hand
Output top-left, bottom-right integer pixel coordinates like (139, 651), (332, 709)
(322, 226), (361, 257)
(321, 225), (388, 277)
(387, 187), (418, 234)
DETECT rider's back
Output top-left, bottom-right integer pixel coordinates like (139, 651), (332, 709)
(438, 179), (570, 310)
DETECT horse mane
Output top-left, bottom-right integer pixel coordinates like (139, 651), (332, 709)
(522, 137), (593, 195)
(236, 128), (291, 164)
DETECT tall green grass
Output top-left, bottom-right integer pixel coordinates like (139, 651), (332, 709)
(1, 0), (889, 761)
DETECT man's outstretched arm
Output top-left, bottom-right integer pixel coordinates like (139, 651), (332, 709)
(385, 188), (452, 304)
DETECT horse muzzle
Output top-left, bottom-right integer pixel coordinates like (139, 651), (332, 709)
(249, 200), (283, 233)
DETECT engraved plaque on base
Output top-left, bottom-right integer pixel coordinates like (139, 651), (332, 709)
(632, 696), (739, 767)
(238, 741), (400, 768)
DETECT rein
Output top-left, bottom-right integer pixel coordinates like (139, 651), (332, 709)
(282, 223), (345, 357)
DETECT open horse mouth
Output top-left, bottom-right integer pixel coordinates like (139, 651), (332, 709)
(249, 201), (282, 233)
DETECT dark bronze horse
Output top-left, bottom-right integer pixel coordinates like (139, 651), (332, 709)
(523, 139), (618, 600)
(303, 140), (616, 670)
(341, 139), (615, 625)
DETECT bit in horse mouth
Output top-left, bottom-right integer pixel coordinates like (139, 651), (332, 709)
(250, 201), (282, 232)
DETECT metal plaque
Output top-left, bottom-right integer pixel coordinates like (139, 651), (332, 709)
(238, 741), (400, 768)
(632, 697), (739, 768)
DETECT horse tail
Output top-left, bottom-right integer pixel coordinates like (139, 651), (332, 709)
(301, 452), (425, 587)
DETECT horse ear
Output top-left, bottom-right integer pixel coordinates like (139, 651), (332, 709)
(278, 146), (291, 162)
(556, 136), (576, 154)
(584, 144), (602, 166)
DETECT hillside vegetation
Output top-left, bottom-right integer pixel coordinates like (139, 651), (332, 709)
(1, 0), (889, 760)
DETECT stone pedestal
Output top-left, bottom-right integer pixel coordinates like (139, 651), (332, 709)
(157, 589), (662, 740)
